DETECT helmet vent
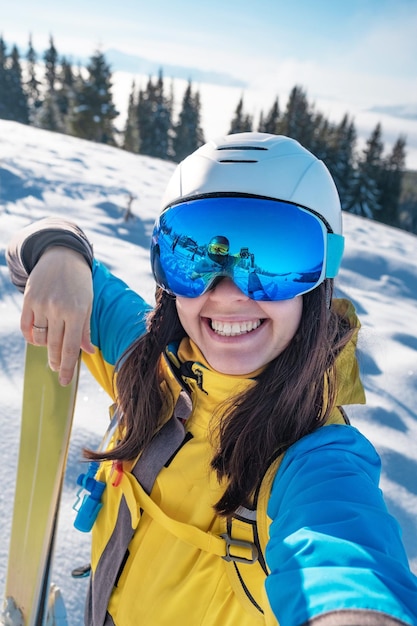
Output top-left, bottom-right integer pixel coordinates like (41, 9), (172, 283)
(217, 145), (268, 151)
(218, 159), (258, 163)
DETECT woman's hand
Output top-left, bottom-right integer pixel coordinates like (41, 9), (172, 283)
(20, 247), (95, 385)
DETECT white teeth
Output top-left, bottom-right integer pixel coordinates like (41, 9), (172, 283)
(211, 319), (262, 336)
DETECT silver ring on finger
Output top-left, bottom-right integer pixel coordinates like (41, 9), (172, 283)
(33, 324), (48, 332)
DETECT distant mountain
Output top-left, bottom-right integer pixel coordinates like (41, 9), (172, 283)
(368, 104), (417, 121)
(104, 48), (247, 87)
(9, 38), (245, 87)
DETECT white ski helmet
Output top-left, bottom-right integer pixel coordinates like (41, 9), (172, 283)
(161, 132), (342, 235)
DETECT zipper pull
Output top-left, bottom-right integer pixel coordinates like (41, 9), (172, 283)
(195, 368), (208, 395)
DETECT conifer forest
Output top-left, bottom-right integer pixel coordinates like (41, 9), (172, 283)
(1, 36), (416, 234)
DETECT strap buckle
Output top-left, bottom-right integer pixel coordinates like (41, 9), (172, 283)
(220, 533), (258, 564)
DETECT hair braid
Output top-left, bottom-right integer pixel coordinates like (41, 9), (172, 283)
(84, 289), (184, 462)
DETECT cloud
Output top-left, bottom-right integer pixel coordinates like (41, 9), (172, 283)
(340, 4), (417, 79)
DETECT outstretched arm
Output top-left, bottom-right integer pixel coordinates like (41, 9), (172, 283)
(265, 425), (417, 626)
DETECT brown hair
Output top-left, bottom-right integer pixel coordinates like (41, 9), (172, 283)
(86, 281), (353, 516)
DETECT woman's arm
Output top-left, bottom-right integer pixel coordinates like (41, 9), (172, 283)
(23, 246), (95, 385)
(265, 425), (417, 626)
(7, 217), (151, 389)
(7, 218), (95, 384)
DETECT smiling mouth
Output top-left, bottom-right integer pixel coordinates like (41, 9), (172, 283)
(210, 319), (263, 337)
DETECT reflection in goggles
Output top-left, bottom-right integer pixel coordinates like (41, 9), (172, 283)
(208, 241), (229, 256)
(151, 196), (343, 301)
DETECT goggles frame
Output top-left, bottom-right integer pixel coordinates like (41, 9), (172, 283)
(151, 194), (344, 301)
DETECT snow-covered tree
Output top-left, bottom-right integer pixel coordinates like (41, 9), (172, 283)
(38, 37), (63, 132)
(0, 37), (8, 119)
(7, 45), (29, 124)
(25, 35), (42, 122)
(325, 114), (357, 210)
(123, 80), (140, 153)
(137, 70), (172, 158)
(278, 86), (312, 146)
(172, 80), (205, 162)
(258, 97), (280, 134)
(70, 50), (118, 144)
(346, 123), (384, 219)
(229, 96), (253, 134)
(44, 36), (58, 93)
(0, 42), (29, 124)
(151, 71), (171, 159)
(379, 136), (407, 227)
(55, 57), (76, 133)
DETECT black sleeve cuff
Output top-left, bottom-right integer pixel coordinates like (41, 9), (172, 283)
(21, 228), (94, 274)
(6, 217), (94, 292)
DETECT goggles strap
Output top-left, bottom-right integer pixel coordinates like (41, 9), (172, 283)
(326, 234), (344, 278)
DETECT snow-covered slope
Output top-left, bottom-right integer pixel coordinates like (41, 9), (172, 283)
(1, 121), (416, 624)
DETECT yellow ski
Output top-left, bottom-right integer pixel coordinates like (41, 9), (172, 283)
(2, 344), (79, 626)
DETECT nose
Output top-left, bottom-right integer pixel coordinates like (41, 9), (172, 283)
(208, 277), (249, 301)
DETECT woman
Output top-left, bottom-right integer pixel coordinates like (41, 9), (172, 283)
(7, 132), (417, 625)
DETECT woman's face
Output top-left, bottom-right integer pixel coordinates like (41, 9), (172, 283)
(175, 278), (303, 376)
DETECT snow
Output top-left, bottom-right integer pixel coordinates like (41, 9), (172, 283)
(0, 120), (416, 624)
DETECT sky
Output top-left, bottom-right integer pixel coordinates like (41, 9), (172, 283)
(2, 0), (416, 101)
(2, 0), (417, 165)
(0, 119), (417, 623)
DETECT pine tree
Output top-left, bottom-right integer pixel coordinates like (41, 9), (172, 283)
(346, 123), (384, 219)
(152, 71), (171, 159)
(229, 96), (253, 134)
(38, 36), (63, 131)
(378, 136), (407, 227)
(55, 57), (76, 133)
(26, 35), (42, 122)
(37, 92), (63, 131)
(398, 172), (417, 233)
(7, 45), (29, 124)
(258, 97), (280, 133)
(137, 78), (155, 156)
(44, 35), (58, 92)
(137, 70), (172, 159)
(325, 114), (357, 210)
(0, 37), (9, 119)
(278, 86), (312, 146)
(70, 50), (118, 144)
(172, 80), (205, 162)
(309, 111), (331, 161)
(0, 42), (29, 123)
(123, 80), (140, 153)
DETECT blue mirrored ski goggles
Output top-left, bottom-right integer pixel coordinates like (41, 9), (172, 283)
(150, 195), (344, 301)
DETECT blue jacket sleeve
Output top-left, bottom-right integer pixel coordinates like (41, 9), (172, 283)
(81, 259), (153, 397)
(265, 425), (417, 626)
(89, 259), (152, 367)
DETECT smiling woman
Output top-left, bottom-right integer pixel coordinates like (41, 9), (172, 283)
(175, 278), (303, 375)
(6, 131), (417, 626)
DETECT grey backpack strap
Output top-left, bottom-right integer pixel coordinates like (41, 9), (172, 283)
(86, 390), (192, 626)
(132, 391), (192, 494)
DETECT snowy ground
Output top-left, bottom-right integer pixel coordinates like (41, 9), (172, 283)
(0, 120), (416, 624)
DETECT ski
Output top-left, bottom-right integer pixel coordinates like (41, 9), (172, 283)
(2, 344), (80, 626)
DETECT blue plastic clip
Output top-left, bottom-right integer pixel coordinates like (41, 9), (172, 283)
(73, 462), (106, 533)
